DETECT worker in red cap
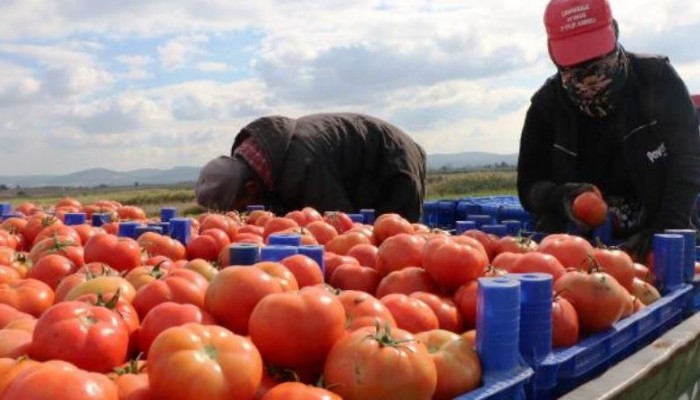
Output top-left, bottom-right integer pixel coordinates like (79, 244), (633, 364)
(195, 113), (427, 222)
(517, 0), (700, 260)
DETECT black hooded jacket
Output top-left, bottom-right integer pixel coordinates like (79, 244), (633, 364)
(517, 52), (700, 235)
(230, 113), (427, 222)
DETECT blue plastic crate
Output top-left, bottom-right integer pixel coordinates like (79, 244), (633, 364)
(528, 284), (693, 399)
(455, 366), (534, 400)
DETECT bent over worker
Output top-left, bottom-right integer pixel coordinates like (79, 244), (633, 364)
(195, 113), (427, 222)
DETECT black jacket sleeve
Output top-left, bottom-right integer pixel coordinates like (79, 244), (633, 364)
(649, 61), (700, 229)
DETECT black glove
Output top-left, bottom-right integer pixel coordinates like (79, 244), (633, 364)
(619, 228), (656, 262)
(529, 182), (598, 233)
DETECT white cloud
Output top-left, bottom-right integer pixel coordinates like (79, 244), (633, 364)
(0, 0), (699, 176)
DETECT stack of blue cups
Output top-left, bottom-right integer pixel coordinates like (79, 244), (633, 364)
(347, 213), (364, 224)
(422, 201), (438, 228)
(360, 209), (375, 225)
(476, 277), (521, 375)
(482, 224), (508, 238)
(0, 203), (12, 216)
(160, 207), (177, 222)
(118, 221), (142, 238)
(298, 244), (325, 277)
(169, 217), (192, 245)
(509, 273), (553, 367)
(260, 245), (298, 262)
(502, 220), (522, 236)
(653, 233), (685, 294)
(455, 220), (477, 234)
(467, 214), (493, 229)
(91, 213), (111, 227)
(64, 212), (86, 226)
(228, 243), (260, 266)
(268, 233), (302, 246)
(665, 229), (696, 283)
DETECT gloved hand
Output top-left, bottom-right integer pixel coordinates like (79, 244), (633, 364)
(531, 182), (598, 233)
(619, 228), (656, 262)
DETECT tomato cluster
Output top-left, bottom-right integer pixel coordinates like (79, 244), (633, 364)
(0, 197), (666, 398)
(0, 200), (488, 400)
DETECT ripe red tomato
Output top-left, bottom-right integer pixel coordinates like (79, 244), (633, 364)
(461, 229), (499, 261)
(263, 217), (300, 239)
(552, 296), (579, 348)
(279, 254), (324, 288)
(324, 324), (437, 400)
(592, 248), (636, 292)
(554, 270), (628, 333)
(329, 263), (381, 294)
(630, 277), (661, 305)
(324, 231), (372, 255)
(414, 329), (481, 400)
(248, 286), (346, 373)
(323, 211), (355, 234)
(84, 233), (143, 272)
(0, 328), (32, 358)
(336, 290), (397, 332)
(0, 279), (54, 317)
(26, 254), (77, 290)
(375, 266), (441, 298)
(380, 293), (439, 333)
(453, 280), (478, 330)
(508, 251), (567, 281)
(422, 235), (488, 289)
(137, 301), (215, 355)
(538, 233), (594, 269)
(2, 360), (119, 400)
(371, 213), (414, 244)
(410, 291), (464, 333)
(261, 382), (342, 400)
(131, 268), (209, 319)
(375, 233), (426, 277)
(148, 323), (262, 400)
(572, 190), (608, 227)
(346, 243), (379, 269)
(204, 266), (287, 335)
(304, 221), (338, 245)
(495, 235), (538, 255)
(31, 301), (130, 372)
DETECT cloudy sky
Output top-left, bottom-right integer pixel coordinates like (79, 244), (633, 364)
(1, 0), (699, 176)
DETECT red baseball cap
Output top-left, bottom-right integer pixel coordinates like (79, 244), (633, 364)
(544, 0), (617, 67)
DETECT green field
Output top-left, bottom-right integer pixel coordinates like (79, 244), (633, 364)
(0, 169), (517, 217)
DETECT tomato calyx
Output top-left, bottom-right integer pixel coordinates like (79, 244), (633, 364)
(112, 354), (146, 376)
(365, 323), (415, 351)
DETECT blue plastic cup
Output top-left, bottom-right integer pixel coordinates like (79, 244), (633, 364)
(169, 217), (192, 245)
(347, 213), (364, 224)
(247, 205), (265, 212)
(476, 277), (521, 374)
(502, 220), (522, 236)
(160, 207), (177, 222)
(665, 229), (696, 283)
(467, 214), (493, 229)
(422, 201), (438, 227)
(455, 220), (477, 234)
(135, 225), (163, 238)
(268, 232), (302, 246)
(228, 243), (260, 266)
(438, 201), (456, 229)
(0, 203), (11, 216)
(118, 221), (142, 238)
(482, 224), (508, 237)
(260, 245), (298, 262)
(360, 209), (376, 225)
(592, 211), (613, 245)
(91, 213), (111, 227)
(653, 233), (684, 293)
(63, 212), (86, 226)
(298, 245), (326, 277)
(508, 273), (553, 366)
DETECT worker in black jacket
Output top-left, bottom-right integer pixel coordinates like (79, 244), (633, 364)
(195, 113), (427, 222)
(517, 0), (700, 260)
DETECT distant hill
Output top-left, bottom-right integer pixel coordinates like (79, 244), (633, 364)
(0, 152), (518, 188)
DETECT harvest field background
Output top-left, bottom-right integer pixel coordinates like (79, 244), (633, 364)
(0, 170), (517, 217)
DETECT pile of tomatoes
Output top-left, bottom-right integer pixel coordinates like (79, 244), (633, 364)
(0, 197), (665, 399)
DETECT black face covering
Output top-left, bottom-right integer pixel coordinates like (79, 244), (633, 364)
(559, 46), (630, 118)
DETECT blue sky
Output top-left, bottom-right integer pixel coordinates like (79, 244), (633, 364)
(1, 0), (699, 176)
